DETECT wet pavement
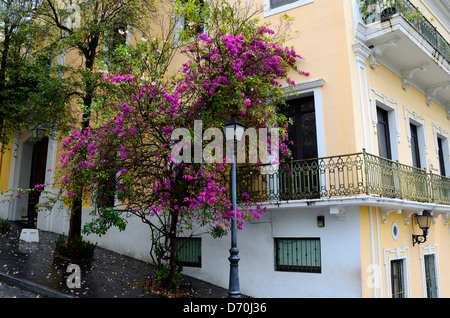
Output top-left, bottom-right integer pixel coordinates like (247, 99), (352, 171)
(0, 281), (43, 298)
(0, 221), (229, 298)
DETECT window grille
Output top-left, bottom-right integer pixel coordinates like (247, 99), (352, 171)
(274, 238), (321, 273)
(270, 0), (300, 9)
(176, 237), (202, 268)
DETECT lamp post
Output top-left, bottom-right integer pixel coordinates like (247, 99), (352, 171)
(223, 115), (245, 298)
(412, 210), (432, 246)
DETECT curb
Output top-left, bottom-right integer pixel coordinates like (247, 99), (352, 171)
(0, 272), (73, 298)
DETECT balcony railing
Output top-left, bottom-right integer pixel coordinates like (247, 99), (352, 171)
(361, 0), (450, 63)
(237, 150), (450, 205)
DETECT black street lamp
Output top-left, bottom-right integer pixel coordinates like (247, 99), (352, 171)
(412, 210), (433, 246)
(223, 115), (245, 298)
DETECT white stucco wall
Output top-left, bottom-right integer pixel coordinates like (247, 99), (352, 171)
(183, 205), (363, 298)
(34, 203), (363, 298)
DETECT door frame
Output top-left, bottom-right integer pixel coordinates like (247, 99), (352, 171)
(7, 132), (55, 223)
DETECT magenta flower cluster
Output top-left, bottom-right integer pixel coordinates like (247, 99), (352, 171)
(179, 26), (308, 128)
(59, 26), (307, 231)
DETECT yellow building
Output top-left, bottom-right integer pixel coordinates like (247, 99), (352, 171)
(1, 0), (449, 297)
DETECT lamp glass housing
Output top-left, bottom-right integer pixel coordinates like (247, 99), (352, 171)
(416, 210), (432, 231)
(223, 116), (245, 142)
(33, 124), (46, 140)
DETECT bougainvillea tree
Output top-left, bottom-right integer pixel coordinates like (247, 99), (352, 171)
(58, 0), (308, 290)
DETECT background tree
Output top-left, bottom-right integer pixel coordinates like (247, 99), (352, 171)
(0, 0), (70, 149)
(37, 0), (156, 239)
(58, 0), (308, 291)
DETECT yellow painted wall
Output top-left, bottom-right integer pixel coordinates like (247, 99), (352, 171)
(360, 206), (450, 298)
(0, 144), (13, 191)
(261, 0), (359, 156)
(365, 62), (449, 172)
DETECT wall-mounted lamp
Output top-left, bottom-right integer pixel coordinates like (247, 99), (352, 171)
(412, 210), (432, 246)
(317, 216), (325, 228)
(32, 124), (46, 140)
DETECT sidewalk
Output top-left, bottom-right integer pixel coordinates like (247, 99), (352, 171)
(0, 222), (229, 298)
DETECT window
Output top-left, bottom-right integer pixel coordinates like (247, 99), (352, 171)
(274, 238), (321, 273)
(410, 123), (421, 168)
(391, 259), (405, 298)
(182, 0), (205, 35)
(96, 173), (116, 209)
(270, 0), (300, 9)
(391, 222), (400, 240)
(104, 23), (129, 68)
(176, 237), (202, 267)
(282, 95), (317, 161)
(377, 107), (392, 160)
(280, 95), (319, 199)
(112, 24), (128, 48)
(175, 0), (206, 44)
(437, 137), (446, 176)
(265, 0), (313, 16)
(424, 254), (438, 298)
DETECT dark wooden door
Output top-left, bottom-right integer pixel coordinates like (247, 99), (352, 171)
(27, 137), (48, 228)
(280, 96), (319, 199)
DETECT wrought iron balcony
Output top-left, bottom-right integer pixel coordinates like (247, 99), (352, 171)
(361, 0), (450, 63)
(237, 150), (450, 206)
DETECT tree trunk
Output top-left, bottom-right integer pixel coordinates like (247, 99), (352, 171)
(68, 188), (83, 238)
(162, 209), (180, 290)
(67, 47), (97, 240)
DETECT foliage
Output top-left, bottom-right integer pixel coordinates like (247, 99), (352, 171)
(56, 0), (308, 291)
(0, 181), (63, 214)
(36, 0), (159, 239)
(0, 219), (10, 234)
(54, 233), (96, 261)
(0, 0), (72, 147)
(156, 262), (183, 291)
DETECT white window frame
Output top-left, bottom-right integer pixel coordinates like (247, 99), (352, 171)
(389, 257), (408, 298)
(408, 119), (427, 169)
(283, 79), (326, 158)
(264, 0), (313, 17)
(419, 245), (441, 298)
(404, 107), (428, 169)
(432, 124), (449, 177)
(375, 101), (400, 161)
(384, 247), (411, 298)
(261, 79), (325, 199)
